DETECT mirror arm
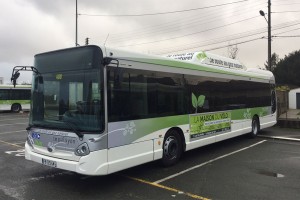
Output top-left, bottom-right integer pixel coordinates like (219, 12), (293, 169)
(103, 57), (119, 68)
(11, 66), (41, 87)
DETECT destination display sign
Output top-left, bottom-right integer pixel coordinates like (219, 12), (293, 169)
(167, 51), (245, 70)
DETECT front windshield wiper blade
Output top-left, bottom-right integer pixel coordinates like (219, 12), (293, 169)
(41, 114), (84, 139)
(62, 120), (84, 139)
(26, 123), (52, 130)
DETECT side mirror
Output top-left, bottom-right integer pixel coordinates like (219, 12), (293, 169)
(11, 72), (20, 87)
(11, 66), (42, 87)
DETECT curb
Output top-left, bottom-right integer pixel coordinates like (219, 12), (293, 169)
(258, 135), (300, 142)
(277, 119), (300, 129)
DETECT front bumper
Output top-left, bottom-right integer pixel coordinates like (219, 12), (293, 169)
(25, 142), (109, 175)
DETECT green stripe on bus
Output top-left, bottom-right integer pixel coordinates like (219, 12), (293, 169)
(0, 100), (30, 105)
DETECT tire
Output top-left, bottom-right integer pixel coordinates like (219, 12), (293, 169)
(11, 103), (22, 113)
(162, 130), (183, 166)
(249, 117), (260, 138)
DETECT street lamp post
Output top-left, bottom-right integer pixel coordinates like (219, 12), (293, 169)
(259, 0), (271, 71)
(268, 0), (271, 71)
(75, 0), (78, 46)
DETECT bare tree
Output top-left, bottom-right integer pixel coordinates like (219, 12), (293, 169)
(227, 44), (239, 59)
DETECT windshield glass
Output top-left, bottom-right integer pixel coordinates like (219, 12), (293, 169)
(30, 46), (104, 133)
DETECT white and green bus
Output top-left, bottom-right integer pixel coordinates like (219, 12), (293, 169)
(0, 85), (31, 112)
(13, 45), (276, 175)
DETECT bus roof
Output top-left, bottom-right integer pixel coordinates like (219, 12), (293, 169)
(102, 46), (275, 82)
(34, 45), (274, 82)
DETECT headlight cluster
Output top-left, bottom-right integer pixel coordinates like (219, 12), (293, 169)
(75, 143), (90, 156)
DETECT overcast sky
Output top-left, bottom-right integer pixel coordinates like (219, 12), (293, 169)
(1, 0), (300, 84)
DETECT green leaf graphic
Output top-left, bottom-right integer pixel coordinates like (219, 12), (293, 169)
(197, 95), (205, 107)
(192, 93), (197, 109)
(196, 52), (207, 61)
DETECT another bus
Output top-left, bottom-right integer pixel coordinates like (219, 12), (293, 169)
(0, 85), (31, 112)
(13, 45), (276, 175)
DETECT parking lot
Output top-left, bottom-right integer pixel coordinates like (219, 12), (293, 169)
(1, 112), (300, 200)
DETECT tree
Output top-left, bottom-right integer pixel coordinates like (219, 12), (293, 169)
(264, 52), (279, 72)
(227, 44), (239, 59)
(273, 50), (300, 86)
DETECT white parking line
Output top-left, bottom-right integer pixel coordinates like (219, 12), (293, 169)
(154, 140), (267, 184)
(0, 118), (28, 122)
(0, 130), (26, 135)
(258, 135), (300, 142)
(0, 123), (27, 126)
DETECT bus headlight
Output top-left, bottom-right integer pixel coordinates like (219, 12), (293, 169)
(75, 143), (90, 156)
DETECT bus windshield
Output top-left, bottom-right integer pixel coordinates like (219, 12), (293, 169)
(30, 46), (104, 133)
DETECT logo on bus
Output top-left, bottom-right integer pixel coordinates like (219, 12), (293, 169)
(31, 132), (40, 139)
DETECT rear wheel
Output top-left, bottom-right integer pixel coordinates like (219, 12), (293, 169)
(162, 130), (183, 166)
(249, 117), (260, 138)
(11, 103), (22, 113)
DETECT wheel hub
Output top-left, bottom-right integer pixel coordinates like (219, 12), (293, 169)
(164, 136), (178, 159)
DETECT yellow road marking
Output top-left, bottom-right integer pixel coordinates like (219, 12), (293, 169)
(0, 139), (23, 148)
(124, 175), (211, 200)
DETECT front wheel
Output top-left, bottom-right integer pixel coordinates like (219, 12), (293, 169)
(249, 117), (260, 138)
(11, 103), (22, 113)
(162, 130), (183, 166)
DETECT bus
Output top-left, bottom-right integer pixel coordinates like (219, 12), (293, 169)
(0, 85), (31, 112)
(13, 45), (276, 175)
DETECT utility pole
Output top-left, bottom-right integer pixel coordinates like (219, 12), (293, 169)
(267, 0), (271, 71)
(260, 1), (272, 71)
(75, 0), (78, 46)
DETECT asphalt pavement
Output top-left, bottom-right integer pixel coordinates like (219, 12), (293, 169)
(0, 112), (300, 200)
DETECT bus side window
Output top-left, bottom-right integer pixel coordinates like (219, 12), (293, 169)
(107, 67), (130, 122)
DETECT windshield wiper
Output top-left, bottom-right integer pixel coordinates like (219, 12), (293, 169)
(28, 117), (83, 139)
(26, 123), (53, 130)
(62, 120), (84, 140)
(41, 115), (84, 139)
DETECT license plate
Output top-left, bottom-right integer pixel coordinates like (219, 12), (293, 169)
(42, 158), (57, 168)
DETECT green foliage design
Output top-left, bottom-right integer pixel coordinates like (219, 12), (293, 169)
(192, 93), (198, 109)
(191, 93), (206, 113)
(196, 52), (207, 61)
(198, 95), (205, 107)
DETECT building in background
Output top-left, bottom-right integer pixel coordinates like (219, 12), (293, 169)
(0, 77), (3, 84)
(289, 88), (300, 109)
